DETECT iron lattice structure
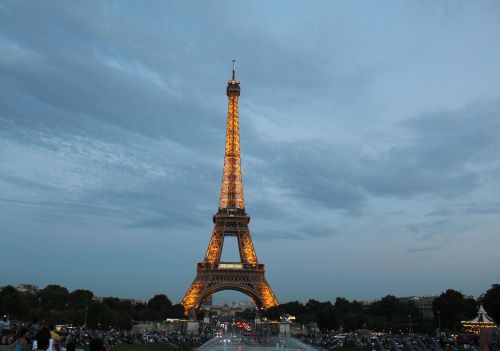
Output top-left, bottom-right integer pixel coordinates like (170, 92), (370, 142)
(181, 63), (278, 316)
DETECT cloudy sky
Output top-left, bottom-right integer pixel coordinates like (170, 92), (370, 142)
(1, 1), (499, 304)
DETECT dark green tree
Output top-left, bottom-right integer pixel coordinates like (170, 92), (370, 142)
(0, 285), (29, 319)
(316, 306), (339, 332)
(113, 311), (133, 330)
(70, 289), (94, 309)
(170, 304), (185, 319)
(334, 298), (367, 331)
(86, 302), (116, 329)
(482, 284), (500, 324)
(305, 299), (329, 314)
(38, 285), (70, 310)
(342, 312), (369, 331)
(266, 301), (306, 321)
(148, 294), (173, 319)
(368, 295), (421, 332)
(432, 289), (477, 332)
(102, 297), (132, 311)
(370, 295), (404, 316)
(334, 297), (351, 316)
(265, 305), (282, 321)
(136, 307), (158, 321)
(235, 308), (257, 321)
(304, 299), (332, 323)
(148, 294), (172, 310)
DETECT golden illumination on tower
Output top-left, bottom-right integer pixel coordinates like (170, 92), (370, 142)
(181, 62), (278, 317)
(219, 60), (245, 210)
(239, 231), (258, 264)
(259, 284), (279, 309)
(182, 284), (203, 315)
(203, 228), (223, 265)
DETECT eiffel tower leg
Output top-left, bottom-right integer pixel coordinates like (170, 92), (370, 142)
(182, 275), (206, 316)
(204, 228), (224, 265)
(239, 229), (258, 264)
(256, 275), (279, 309)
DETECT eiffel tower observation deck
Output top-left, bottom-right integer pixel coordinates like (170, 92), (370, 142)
(181, 62), (279, 316)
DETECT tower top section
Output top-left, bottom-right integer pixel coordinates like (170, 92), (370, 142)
(219, 60), (244, 210)
(227, 59), (240, 97)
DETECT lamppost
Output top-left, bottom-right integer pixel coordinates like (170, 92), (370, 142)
(84, 305), (89, 328)
(408, 314), (412, 337)
(437, 311), (441, 335)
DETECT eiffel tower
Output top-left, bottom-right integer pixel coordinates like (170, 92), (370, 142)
(181, 62), (279, 316)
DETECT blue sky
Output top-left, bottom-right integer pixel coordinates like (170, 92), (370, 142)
(1, 1), (499, 304)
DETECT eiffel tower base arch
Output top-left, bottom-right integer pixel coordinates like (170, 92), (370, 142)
(182, 264), (277, 316)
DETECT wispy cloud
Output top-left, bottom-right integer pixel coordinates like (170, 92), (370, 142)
(407, 219), (450, 241)
(1, 1), (499, 301)
(406, 245), (442, 254)
(465, 202), (500, 215)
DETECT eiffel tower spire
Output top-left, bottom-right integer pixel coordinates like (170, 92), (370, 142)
(219, 60), (244, 210)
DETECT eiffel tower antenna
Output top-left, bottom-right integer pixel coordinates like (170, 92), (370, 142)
(181, 64), (278, 316)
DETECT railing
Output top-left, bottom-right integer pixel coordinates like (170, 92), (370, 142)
(217, 263), (243, 269)
(197, 262), (265, 271)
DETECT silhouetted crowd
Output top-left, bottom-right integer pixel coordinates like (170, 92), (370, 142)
(0, 316), (111, 351)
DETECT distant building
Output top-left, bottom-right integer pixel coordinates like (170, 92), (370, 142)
(208, 304), (240, 317)
(359, 295), (436, 319)
(120, 298), (147, 305)
(232, 300), (254, 309)
(0, 284), (39, 294)
(93, 296), (146, 305)
(398, 296), (436, 319)
(16, 284), (39, 294)
(359, 299), (379, 307)
(202, 295), (213, 307)
(201, 300), (256, 317)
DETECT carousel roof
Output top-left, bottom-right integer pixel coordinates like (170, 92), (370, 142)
(462, 305), (495, 324)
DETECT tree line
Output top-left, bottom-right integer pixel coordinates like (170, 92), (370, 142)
(269, 285), (499, 334)
(0, 284), (183, 329)
(266, 289), (481, 334)
(1, 284), (498, 333)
